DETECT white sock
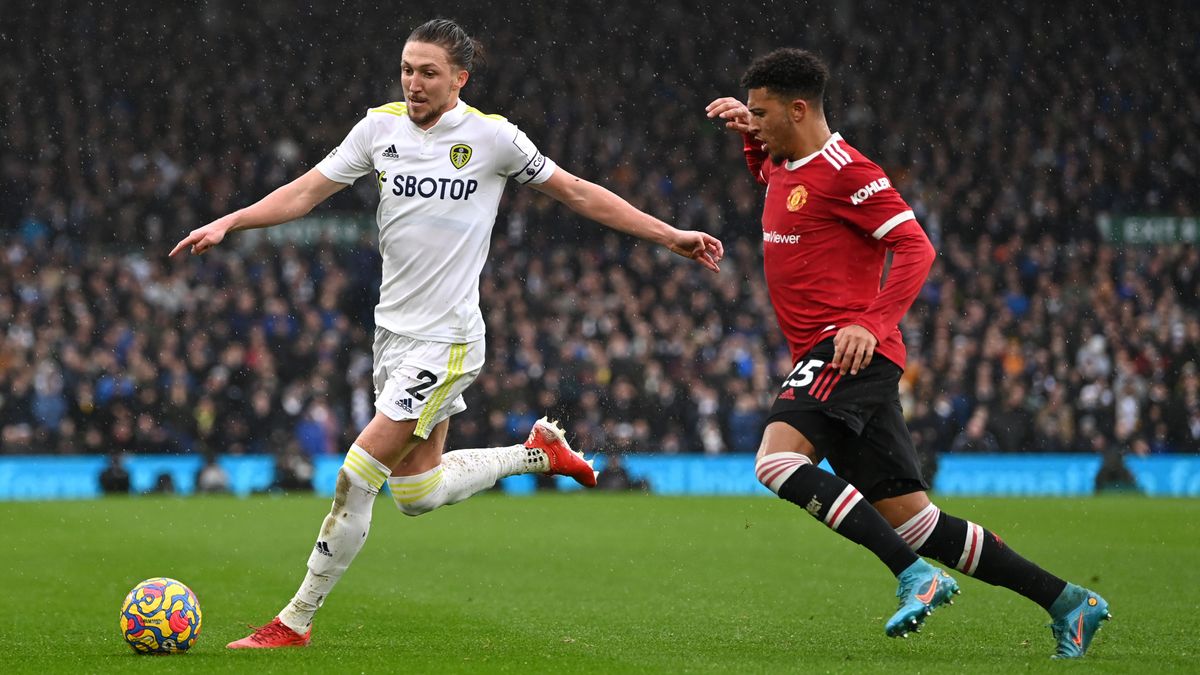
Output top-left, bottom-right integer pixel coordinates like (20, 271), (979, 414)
(388, 445), (547, 515)
(278, 444), (389, 634)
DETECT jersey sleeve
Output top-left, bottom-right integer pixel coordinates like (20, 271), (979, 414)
(315, 115), (374, 184)
(742, 133), (770, 186)
(496, 125), (557, 185)
(831, 161), (935, 343)
(829, 161), (916, 239)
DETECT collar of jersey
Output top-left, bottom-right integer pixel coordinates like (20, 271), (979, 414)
(409, 99), (468, 134)
(783, 132), (844, 171)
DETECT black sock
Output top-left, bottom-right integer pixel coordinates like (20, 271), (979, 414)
(777, 465), (918, 576)
(916, 511), (1067, 611)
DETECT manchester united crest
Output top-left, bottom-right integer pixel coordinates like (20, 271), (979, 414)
(787, 185), (808, 212)
(450, 143), (472, 170)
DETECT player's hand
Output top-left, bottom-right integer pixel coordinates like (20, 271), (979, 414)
(831, 325), (878, 376)
(668, 230), (724, 273)
(169, 215), (236, 257)
(705, 97), (752, 134)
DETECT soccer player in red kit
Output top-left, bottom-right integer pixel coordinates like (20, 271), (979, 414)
(706, 49), (1110, 657)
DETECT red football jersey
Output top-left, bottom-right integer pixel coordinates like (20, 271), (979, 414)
(745, 132), (935, 368)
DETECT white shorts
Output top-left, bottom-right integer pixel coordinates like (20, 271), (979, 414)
(372, 328), (485, 439)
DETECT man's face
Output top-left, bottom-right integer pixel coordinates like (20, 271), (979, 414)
(401, 41), (468, 128)
(746, 87), (799, 163)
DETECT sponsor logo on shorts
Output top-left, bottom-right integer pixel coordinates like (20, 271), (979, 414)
(396, 397), (413, 414)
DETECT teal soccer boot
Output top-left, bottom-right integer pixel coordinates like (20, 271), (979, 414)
(1049, 586), (1111, 658)
(885, 560), (960, 638)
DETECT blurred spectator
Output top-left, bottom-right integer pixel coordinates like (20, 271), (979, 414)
(533, 473), (560, 492)
(950, 411), (1002, 454)
(989, 385), (1034, 453)
(268, 445), (315, 493)
(98, 453), (130, 494)
(196, 455), (230, 494)
(149, 472), (176, 495)
(596, 454), (650, 491)
(295, 401), (340, 459)
(1094, 447), (1141, 494)
(906, 400), (943, 483)
(727, 393), (765, 454)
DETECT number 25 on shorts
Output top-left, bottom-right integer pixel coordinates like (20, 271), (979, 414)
(783, 359), (827, 388)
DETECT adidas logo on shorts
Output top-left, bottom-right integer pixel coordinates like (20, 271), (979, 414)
(396, 397), (413, 413)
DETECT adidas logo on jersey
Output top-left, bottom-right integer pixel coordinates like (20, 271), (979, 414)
(382, 144), (399, 159)
(851, 177), (891, 205)
(396, 397), (413, 413)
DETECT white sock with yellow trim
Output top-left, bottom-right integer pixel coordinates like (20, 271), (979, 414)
(389, 445), (546, 515)
(278, 444), (389, 634)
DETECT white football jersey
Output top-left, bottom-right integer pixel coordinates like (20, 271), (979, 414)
(316, 98), (557, 342)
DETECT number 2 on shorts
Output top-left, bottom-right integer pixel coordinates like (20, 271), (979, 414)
(405, 369), (439, 401)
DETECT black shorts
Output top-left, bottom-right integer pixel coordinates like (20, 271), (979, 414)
(767, 337), (928, 502)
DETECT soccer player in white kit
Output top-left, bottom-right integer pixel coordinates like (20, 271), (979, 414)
(170, 19), (724, 648)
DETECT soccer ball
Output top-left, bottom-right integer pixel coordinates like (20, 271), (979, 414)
(119, 577), (203, 654)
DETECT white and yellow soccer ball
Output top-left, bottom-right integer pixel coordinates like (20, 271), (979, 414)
(119, 577), (203, 654)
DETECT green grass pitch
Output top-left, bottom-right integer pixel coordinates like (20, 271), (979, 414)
(2, 494), (1197, 673)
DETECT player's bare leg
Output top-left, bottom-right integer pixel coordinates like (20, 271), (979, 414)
(879, 491), (1110, 657)
(754, 422), (957, 637)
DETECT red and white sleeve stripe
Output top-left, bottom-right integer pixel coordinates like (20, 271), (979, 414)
(871, 210), (916, 240)
(820, 138), (853, 171)
(956, 522), (985, 575)
(894, 503), (941, 551)
(823, 485), (863, 530)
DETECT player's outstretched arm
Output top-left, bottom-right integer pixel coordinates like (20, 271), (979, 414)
(169, 168), (347, 257)
(532, 169), (724, 272)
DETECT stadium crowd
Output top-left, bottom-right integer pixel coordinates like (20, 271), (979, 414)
(1, 1), (1197, 463)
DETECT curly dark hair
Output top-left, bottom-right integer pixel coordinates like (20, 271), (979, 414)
(408, 19), (486, 71)
(740, 48), (829, 106)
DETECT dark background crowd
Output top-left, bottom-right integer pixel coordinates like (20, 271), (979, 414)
(1, 1), (1197, 468)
